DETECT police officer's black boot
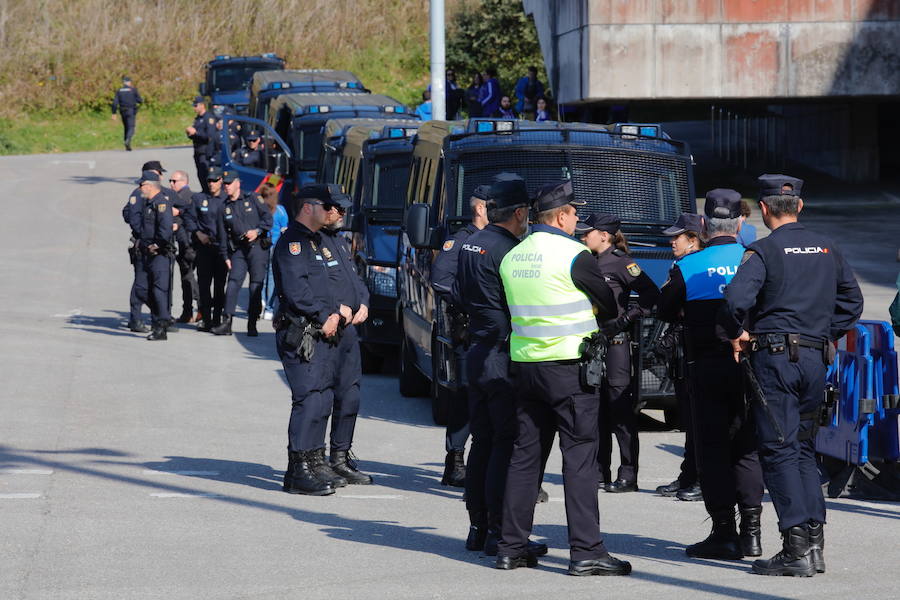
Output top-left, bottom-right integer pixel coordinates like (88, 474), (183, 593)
(146, 322), (167, 341)
(441, 450), (465, 487)
(283, 451), (334, 496)
(309, 447), (347, 488)
(465, 511), (487, 551)
(247, 319), (258, 337)
(751, 526), (815, 577)
(739, 506), (763, 557)
(329, 449), (373, 485)
(211, 315), (232, 336)
(807, 521), (825, 573)
(483, 512), (547, 557)
(128, 320), (149, 333)
(685, 509), (743, 560)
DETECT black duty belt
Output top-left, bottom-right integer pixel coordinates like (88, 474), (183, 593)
(753, 333), (825, 351)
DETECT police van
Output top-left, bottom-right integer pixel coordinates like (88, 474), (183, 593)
(319, 121), (421, 371)
(199, 54), (285, 115)
(248, 69), (368, 123)
(400, 118), (696, 425)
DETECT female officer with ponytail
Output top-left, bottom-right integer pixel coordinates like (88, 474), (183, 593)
(576, 213), (660, 493)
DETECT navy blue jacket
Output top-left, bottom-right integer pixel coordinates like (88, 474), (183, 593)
(112, 86), (143, 113)
(189, 111), (217, 156)
(431, 223), (479, 303)
(217, 191), (273, 258)
(185, 190), (225, 241)
(719, 222), (863, 341)
(273, 221), (338, 325)
(122, 187), (143, 237)
(321, 229), (370, 312)
(136, 191), (174, 247)
(593, 247), (660, 322)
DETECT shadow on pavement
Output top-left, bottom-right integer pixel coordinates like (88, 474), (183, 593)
(67, 175), (137, 186)
(825, 498), (900, 520)
(65, 309), (143, 338)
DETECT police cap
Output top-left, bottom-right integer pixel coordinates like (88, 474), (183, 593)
(222, 170), (239, 184)
(207, 167), (223, 181)
(757, 173), (804, 198)
(703, 188), (742, 219)
(532, 180), (584, 213)
(136, 170), (160, 185)
(192, 95), (205, 106)
(487, 179), (529, 209)
(574, 212), (620, 235)
(297, 183), (351, 209)
(141, 160), (166, 173)
(662, 213), (704, 236)
(122, 76), (132, 84)
(246, 131), (260, 142)
(471, 185), (491, 201)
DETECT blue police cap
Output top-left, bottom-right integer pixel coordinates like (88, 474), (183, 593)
(222, 170), (239, 184)
(207, 167), (223, 180)
(246, 131), (260, 141)
(297, 183), (351, 209)
(471, 185), (491, 201)
(662, 213), (704, 236)
(574, 212), (620, 234)
(532, 180), (584, 213)
(141, 160), (166, 173)
(704, 188), (742, 219)
(136, 170), (160, 185)
(757, 174), (804, 198)
(192, 95), (205, 106)
(487, 179), (529, 209)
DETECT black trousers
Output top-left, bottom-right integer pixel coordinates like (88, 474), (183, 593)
(138, 252), (172, 323)
(129, 248), (149, 323)
(445, 346), (470, 453)
(194, 242), (226, 323)
(674, 378), (698, 487)
(598, 342), (639, 483)
(224, 243), (266, 320)
(120, 109), (135, 144)
(329, 325), (362, 452)
(176, 252), (198, 316)
(464, 343), (517, 525)
(194, 154), (210, 194)
(277, 328), (336, 452)
(750, 345), (827, 530)
(498, 361), (609, 561)
(691, 352), (763, 515)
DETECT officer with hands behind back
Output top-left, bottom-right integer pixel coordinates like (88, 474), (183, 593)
(134, 170), (175, 341)
(184, 167), (228, 331)
(496, 180), (629, 576)
(576, 213), (660, 493)
(719, 175), (863, 577)
(273, 185), (345, 497)
(187, 97), (217, 193)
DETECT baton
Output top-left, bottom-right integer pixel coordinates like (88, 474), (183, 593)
(740, 353), (785, 444)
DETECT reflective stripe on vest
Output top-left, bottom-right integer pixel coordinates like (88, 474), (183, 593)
(677, 242), (745, 301)
(500, 231), (597, 362)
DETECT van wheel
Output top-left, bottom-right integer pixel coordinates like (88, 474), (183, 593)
(399, 335), (429, 398)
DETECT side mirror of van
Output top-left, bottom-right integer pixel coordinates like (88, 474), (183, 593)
(273, 152), (289, 175)
(198, 82), (207, 96)
(405, 203), (438, 249)
(349, 211), (365, 233)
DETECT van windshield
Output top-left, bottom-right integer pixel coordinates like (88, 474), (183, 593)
(370, 154), (411, 209)
(210, 63), (281, 93)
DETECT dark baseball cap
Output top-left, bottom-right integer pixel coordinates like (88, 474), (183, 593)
(246, 131), (260, 141)
(487, 179), (529, 209)
(192, 96), (206, 106)
(222, 170), (239, 184)
(704, 188), (742, 219)
(141, 160), (166, 173)
(662, 213), (704, 236)
(136, 170), (160, 184)
(471, 185), (491, 201)
(758, 174), (804, 198)
(575, 212), (621, 234)
(532, 180), (584, 213)
(207, 167), (223, 181)
(297, 183), (351, 209)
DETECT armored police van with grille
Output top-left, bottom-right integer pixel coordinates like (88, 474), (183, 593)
(199, 54), (285, 115)
(400, 118), (696, 424)
(320, 122), (421, 372)
(248, 70), (368, 123)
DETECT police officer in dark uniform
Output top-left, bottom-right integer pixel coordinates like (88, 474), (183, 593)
(575, 213), (660, 493)
(112, 76), (143, 151)
(169, 171), (199, 323)
(496, 181), (628, 575)
(133, 170), (175, 341)
(430, 185), (489, 487)
(319, 187), (375, 485)
(212, 171), (273, 336)
(238, 131), (264, 169)
(720, 175), (863, 577)
(187, 97), (217, 194)
(657, 189), (764, 561)
(452, 179), (548, 558)
(123, 177), (150, 333)
(274, 185), (344, 496)
(184, 167), (228, 331)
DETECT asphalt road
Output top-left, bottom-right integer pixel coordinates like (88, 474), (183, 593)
(1, 147), (899, 600)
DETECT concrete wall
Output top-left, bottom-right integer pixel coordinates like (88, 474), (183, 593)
(524, 0), (900, 103)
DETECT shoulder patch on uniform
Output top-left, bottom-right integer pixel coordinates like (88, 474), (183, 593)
(442, 240), (455, 251)
(208, 117), (215, 124)
(289, 241), (301, 255)
(157, 203), (166, 212)
(626, 262), (641, 277)
(129, 196), (136, 205)
(741, 250), (756, 265)
(202, 199), (208, 207)
(225, 207), (231, 214)
(322, 246), (333, 260)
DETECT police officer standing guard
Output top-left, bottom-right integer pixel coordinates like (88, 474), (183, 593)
(187, 97), (217, 194)
(212, 171), (273, 336)
(184, 167), (228, 331)
(112, 76), (143, 151)
(134, 170), (175, 341)
(273, 186), (344, 496)
(238, 131), (265, 169)
(720, 175), (863, 577)
(658, 190), (764, 561)
(496, 181), (629, 576)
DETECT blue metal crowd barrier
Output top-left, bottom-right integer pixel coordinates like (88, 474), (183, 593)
(816, 320), (900, 465)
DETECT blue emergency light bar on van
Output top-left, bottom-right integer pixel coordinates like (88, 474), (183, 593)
(385, 126), (419, 138)
(612, 123), (665, 139)
(469, 119), (517, 133)
(267, 81), (363, 90)
(294, 104), (406, 116)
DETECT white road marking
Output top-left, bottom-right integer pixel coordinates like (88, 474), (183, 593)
(50, 159), (96, 170)
(0, 493), (43, 499)
(142, 470), (220, 476)
(0, 469), (53, 475)
(340, 494), (405, 500)
(149, 492), (222, 498)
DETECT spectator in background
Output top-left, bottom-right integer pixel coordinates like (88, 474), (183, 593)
(514, 66), (544, 120)
(492, 95), (518, 119)
(479, 67), (501, 117)
(416, 90), (433, 121)
(466, 73), (484, 117)
(535, 97), (551, 122)
(446, 69), (463, 119)
(260, 183), (288, 320)
(736, 199), (757, 246)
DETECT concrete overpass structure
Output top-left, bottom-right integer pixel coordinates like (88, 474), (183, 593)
(523, 0), (900, 182)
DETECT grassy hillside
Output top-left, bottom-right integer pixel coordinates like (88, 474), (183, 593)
(0, 0), (469, 154)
